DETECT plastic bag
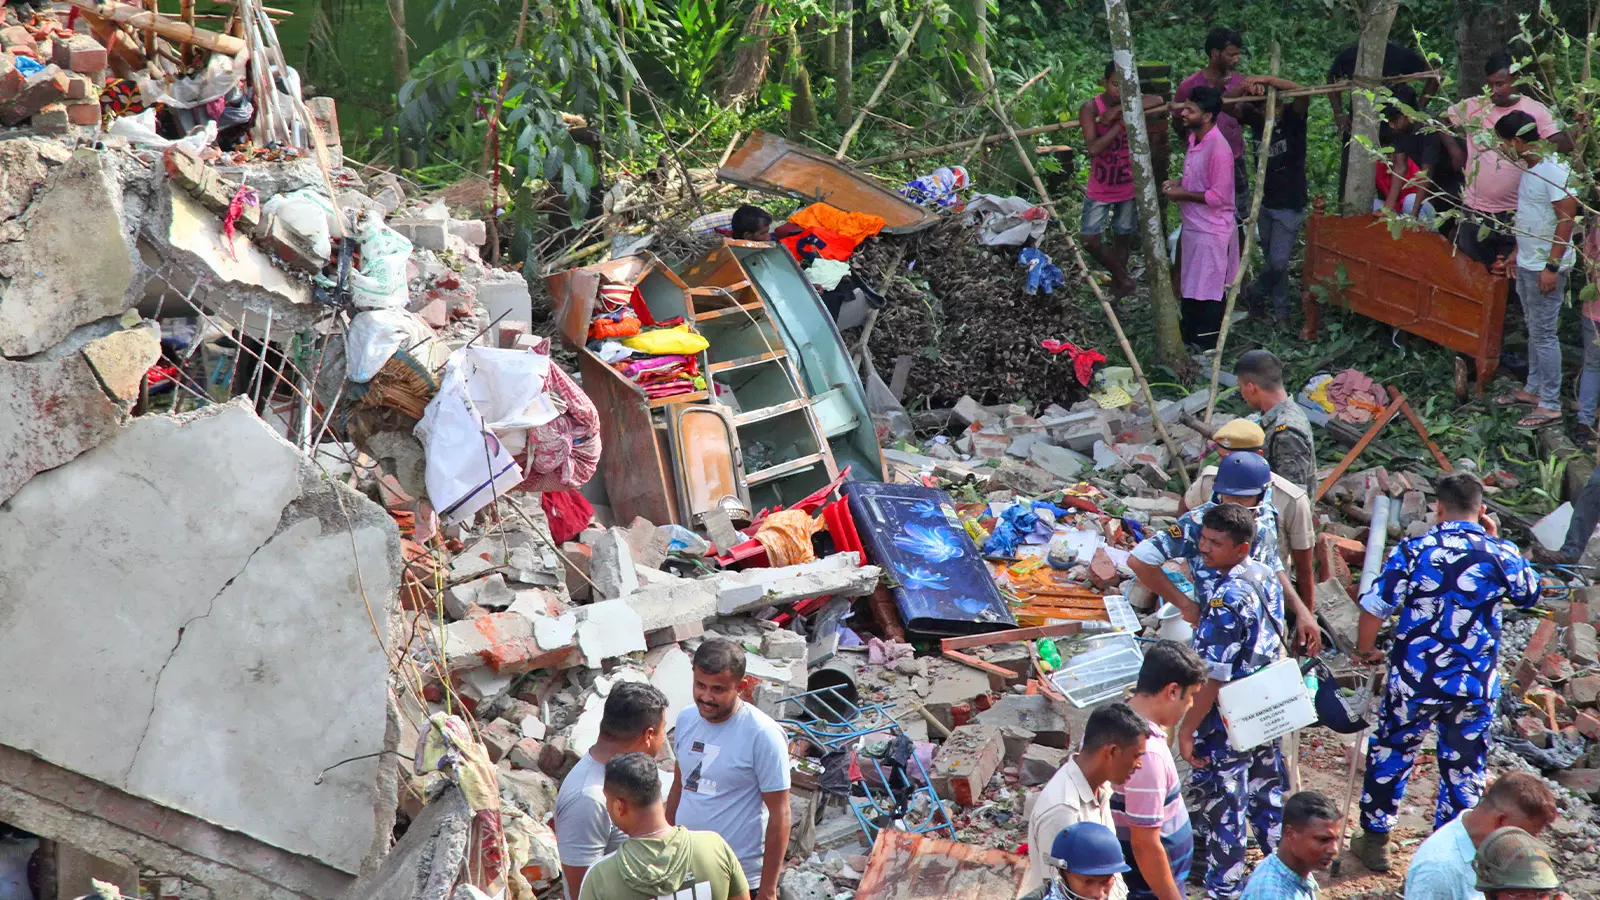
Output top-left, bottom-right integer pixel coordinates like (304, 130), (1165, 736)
(414, 346), (561, 524)
(350, 212), (413, 310)
(345, 309), (435, 383)
(138, 53), (241, 109)
(620, 324), (710, 355)
(108, 108), (217, 153)
(262, 189), (338, 262)
(860, 345), (911, 442)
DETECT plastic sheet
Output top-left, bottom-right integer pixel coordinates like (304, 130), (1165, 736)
(963, 194), (1048, 246)
(350, 213), (414, 310)
(138, 54), (242, 109)
(108, 108), (217, 152)
(262, 189), (338, 262)
(345, 309), (436, 383)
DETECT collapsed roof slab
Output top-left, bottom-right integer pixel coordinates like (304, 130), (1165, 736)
(0, 400), (400, 885)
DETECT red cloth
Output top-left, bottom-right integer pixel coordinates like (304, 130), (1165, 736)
(541, 490), (594, 544)
(1039, 338), (1107, 385)
(1375, 155), (1423, 206)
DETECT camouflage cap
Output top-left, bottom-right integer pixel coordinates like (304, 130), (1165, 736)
(1213, 419), (1266, 450)
(1474, 827), (1560, 892)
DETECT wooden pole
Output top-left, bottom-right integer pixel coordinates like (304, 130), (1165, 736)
(1204, 42), (1280, 423)
(64, 0), (249, 55)
(981, 59), (1191, 489)
(835, 8), (925, 160)
(961, 65), (1052, 168)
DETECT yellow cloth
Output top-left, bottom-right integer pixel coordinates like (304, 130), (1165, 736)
(756, 509), (821, 567)
(621, 324), (711, 356)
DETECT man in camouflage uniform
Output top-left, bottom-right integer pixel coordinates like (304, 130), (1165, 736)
(1234, 350), (1316, 496)
(1174, 504), (1290, 900)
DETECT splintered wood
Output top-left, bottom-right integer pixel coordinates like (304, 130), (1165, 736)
(855, 829), (1029, 900)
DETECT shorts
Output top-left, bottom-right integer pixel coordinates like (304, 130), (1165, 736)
(1082, 197), (1136, 237)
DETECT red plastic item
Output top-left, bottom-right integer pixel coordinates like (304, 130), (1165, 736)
(821, 496), (863, 558)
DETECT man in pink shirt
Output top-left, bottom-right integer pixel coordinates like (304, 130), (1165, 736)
(1174, 28), (1255, 203)
(1081, 62), (1163, 298)
(1444, 50), (1573, 268)
(1163, 87), (1237, 349)
(1113, 642), (1206, 900)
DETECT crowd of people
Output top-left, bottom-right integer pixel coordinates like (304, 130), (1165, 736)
(1080, 31), (1596, 441)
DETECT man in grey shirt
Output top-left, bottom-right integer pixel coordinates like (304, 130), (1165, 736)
(667, 640), (792, 900)
(556, 681), (670, 900)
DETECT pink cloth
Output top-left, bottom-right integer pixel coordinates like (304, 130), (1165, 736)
(1586, 228), (1600, 322)
(1326, 368), (1390, 424)
(1177, 127), (1238, 302)
(1175, 70), (1246, 158)
(1448, 96), (1558, 213)
(1086, 94), (1135, 203)
(512, 361), (601, 493)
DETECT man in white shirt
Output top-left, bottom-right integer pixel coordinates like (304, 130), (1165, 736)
(666, 640), (792, 900)
(1024, 702), (1148, 899)
(1404, 773), (1556, 900)
(1492, 108), (1578, 431)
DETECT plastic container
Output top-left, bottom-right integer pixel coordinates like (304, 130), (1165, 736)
(1037, 638), (1062, 672)
(1215, 658), (1318, 751)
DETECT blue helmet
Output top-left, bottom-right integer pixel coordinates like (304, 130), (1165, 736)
(1213, 451), (1271, 497)
(1049, 822), (1132, 876)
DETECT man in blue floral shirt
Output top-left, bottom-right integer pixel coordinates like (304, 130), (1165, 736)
(1175, 504), (1290, 900)
(1347, 472), (1541, 874)
(1129, 453), (1320, 654)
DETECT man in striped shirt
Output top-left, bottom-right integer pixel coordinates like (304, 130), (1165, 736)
(1113, 642), (1205, 900)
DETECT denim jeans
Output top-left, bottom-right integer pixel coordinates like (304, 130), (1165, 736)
(1580, 314), (1600, 429)
(1516, 267), (1570, 410)
(1562, 462), (1600, 561)
(1251, 207), (1306, 316)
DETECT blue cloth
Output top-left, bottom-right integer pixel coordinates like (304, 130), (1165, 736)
(1356, 519), (1539, 834)
(1238, 852), (1317, 900)
(14, 57), (42, 77)
(1020, 248), (1065, 295)
(982, 504), (1042, 557)
(1190, 558), (1288, 900)
(1403, 813), (1482, 900)
(1131, 496), (1285, 603)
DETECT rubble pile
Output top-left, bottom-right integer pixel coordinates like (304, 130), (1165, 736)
(849, 221), (1092, 409)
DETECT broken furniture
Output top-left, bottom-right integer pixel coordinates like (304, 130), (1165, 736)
(1299, 200), (1510, 394)
(853, 828), (1029, 900)
(1313, 387), (1453, 501)
(719, 132), (940, 233)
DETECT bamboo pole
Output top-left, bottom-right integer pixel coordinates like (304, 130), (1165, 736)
(1204, 43), (1281, 424)
(64, 0), (249, 55)
(854, 74), (1438, 167)
(835, 8), (925, 160)
(981, 59), (1190, 489)
(961, 65), (1052, 167)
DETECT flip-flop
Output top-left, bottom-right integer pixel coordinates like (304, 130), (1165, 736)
(1517, 408), (1563, 429)
(1494, 392), (1536, 407)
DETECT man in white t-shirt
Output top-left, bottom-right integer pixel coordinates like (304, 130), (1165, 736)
(1490, 108), (1578, 431)
(556, 681), (671, 900)
(1445, 50), (1572, 268)
(666, 640), (791, 900)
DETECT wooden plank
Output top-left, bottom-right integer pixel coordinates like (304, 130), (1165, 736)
(1398, 398), (1454, 472)
(579, 353), (678, 525)
(941, 649), (1013, 678)
(855, 826), (1029, 900)
(1314, 393), (1406, 502)
(940, 621), (1084, 652)
(65, 0), (249, 55)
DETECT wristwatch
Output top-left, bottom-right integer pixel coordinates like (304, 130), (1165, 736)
(1546, 261), (1562, 272)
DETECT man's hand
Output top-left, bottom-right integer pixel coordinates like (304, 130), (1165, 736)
(1479, 505), (1499, 538)
(1162, 179), (1184, 199)
(1539, 268), (1560, 295)
(756, 885), (777, 900)
(1179, 731), (1206, 769)
(1353, 646), (1385, 665)
(1100, 105), (1126, 125)
(1295, 616), (1323, 656)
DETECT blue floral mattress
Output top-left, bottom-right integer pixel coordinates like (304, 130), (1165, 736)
(843, 482), (1015, 637)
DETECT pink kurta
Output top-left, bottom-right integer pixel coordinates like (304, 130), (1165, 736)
(1178, 126), (1239, 302)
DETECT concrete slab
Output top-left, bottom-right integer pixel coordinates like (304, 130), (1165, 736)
(715, 554), (881, 614)
(0, 345), (121, 504)
(0, 401), (399, 875)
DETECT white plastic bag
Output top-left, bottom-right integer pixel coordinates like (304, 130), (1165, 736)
(350, 212), (414, 310)
(262, 189), (339, 262)
(414, 346), (561, 524)
(108, 108), (217, 153)
(345, 309), (435, 383)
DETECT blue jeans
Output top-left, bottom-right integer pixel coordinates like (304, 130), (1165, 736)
(1250, 207), (1306, 316)
(1516, 267), (1570, 411)
(1579, 314), (1600, 430)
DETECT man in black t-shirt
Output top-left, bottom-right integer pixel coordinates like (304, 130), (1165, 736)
(1327, 42), (1441, 194)
(1248, 76), (1310, 319)
(1378, 84), (1464, 223)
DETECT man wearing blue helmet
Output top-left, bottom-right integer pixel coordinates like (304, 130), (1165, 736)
(1021, 822), (1132, 900)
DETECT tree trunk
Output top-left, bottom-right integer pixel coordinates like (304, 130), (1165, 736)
(1104, 0), (1184, 369)
(1456, 0), (1537, 98)
(968, 0), (987, 92)
(833, 0), (853, 120)
(722, 2), (776, 103)
(1341, 0), (1397, 215)
(787, 23), (818, 133)
(387, 0), (414, 168)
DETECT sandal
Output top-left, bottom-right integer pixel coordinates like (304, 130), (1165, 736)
(1494, 391), (1538, 407)
(1517, 407), (1563, 429)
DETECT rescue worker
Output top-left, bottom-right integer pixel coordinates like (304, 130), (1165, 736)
(1472, 828), (1563, 900)
(1348, 472), (1541, 872)
(1128, 452), (1319, 655)
(1020, 822), (1134, 900)
(1176, 504), (1291, 900)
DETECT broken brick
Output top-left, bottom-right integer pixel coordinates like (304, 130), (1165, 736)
(51, 35), (108, 74)
(1514, 715), (1550, 748)
(931, 724), (1003, 807)
(507, 737), (543, 769)
(31, 102), (66, 134)
(1555, 767), (1600, 796)
(480, 719), (519, 763)
(480, 637), (577, 676)
(1570, 622), (1599, 667)
(1525, 619), (1559, 664)
(1572, 674), (1600, 707)
(1087, 547), (1120, 590)
(63, 99), (99, 127)
(1577, 711), (1600, 741)
(950, 702), (972, 728)
(1541, 653), (1574, 683)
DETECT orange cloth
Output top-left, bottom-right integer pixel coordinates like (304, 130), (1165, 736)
(781, 203), (889, 261)
(755, 509), (822, 567)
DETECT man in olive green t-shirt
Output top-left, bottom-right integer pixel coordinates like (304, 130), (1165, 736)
(578, 752), (750, 900)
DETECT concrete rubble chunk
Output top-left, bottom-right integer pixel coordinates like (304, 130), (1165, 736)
(930, 723), (1003, 807)
(442, 612), (536, 672)
(79, 323), (161, 401)
(0, 147), (140, 356)
(976, 693), (1070, 748)
(761, 628), (808, 660)
(0, 346), (123, 504)
(1571, 622), (1600, 667)
(650, 645), (695, 723)
(575, 597), (648, 665)
(344, 785), (471, 900)
(627, 576), (718, 631)
(715, 553), (881, 614)
(1029, 442), (1090, 482)
(0, 401), (401, 875)
(591, 526), (640, 599)
(1020, 743), (1070, 785)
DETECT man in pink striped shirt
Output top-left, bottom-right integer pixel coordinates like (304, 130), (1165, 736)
(1113, 642), (1205, 900)
(1164, 86), (1238, 349)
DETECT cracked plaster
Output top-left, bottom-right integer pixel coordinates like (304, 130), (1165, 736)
(0, 400), (400, 875)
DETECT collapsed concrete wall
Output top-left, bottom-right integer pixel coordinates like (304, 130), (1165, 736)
(0, 401), (401, 884)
